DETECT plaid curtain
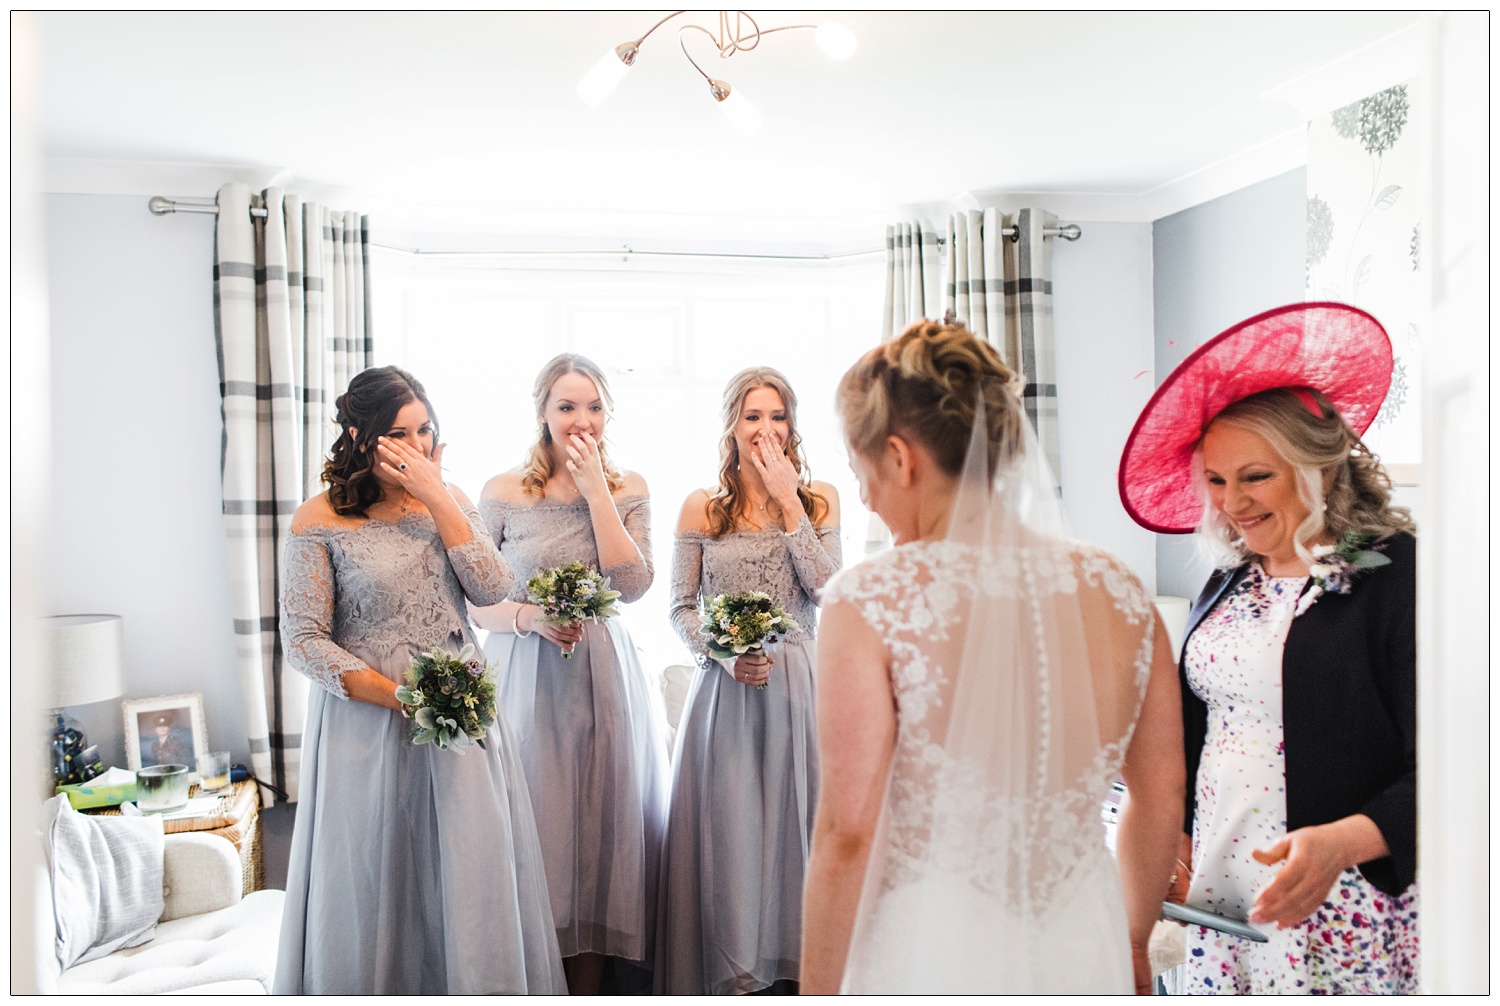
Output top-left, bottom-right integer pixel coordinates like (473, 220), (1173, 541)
(882, 220), (943, 340)
(943, 206), (1062, 492)
(214, 182), (372, 803)
(945, 208), (1006, 346)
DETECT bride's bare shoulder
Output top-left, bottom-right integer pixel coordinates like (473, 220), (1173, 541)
(821, 545), (920, 606)
(1067, 542), (1152, 622)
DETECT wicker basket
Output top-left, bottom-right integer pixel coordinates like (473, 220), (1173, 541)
(91, 779), (264, 895)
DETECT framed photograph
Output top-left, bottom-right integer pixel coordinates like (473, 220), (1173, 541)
(123, 693), (208, 773)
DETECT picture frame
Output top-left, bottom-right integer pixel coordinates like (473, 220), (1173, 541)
(123, 693), (208, 774)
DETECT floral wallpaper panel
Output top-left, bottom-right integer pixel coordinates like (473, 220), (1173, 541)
(1306, 81), (1420, 466)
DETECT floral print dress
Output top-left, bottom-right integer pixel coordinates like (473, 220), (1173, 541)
(1181, 563), (1419, 995)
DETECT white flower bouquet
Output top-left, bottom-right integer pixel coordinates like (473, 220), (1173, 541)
(525, 560), (623, 658)
(698, 590), (800, 690)
(394, 643), (497, 752)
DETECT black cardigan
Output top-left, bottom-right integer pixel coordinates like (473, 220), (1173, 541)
(1179, 531), (1417, 897)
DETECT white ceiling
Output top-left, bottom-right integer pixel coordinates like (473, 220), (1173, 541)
(35, 11), (1421, 248)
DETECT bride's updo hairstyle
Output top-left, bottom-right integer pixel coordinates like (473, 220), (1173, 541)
(837, 319), (1026, 479)
(324, 365), (437, 517)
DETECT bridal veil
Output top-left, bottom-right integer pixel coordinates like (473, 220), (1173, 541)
(841, 395), (1155, 993)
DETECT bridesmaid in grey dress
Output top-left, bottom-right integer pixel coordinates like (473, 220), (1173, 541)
(657, 367), (842, 995)
(470, 354), (669, 995)
(274, 366), (565, 995)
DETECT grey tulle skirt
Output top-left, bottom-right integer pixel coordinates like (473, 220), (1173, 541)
(273, 640), (567, 995)
(655, 635), (819, 994)
(486, 617), (670, 974)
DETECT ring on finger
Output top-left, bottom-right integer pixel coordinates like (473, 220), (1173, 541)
(398, 462), (408, 470)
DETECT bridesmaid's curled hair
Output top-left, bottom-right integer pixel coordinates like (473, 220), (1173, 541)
(323, 365), (438, 516)
(520, 353), (625, 498)
(837, 319), (1025, 478)
(707, 367), (828, 538)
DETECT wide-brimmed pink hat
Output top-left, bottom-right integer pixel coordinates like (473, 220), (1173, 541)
(1118, 302), (1392, 534)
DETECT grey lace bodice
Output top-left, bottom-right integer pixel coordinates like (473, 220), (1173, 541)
(669, 517), (842, 667)
(479, 493), (653, 604)
(280, 505), (514, 699)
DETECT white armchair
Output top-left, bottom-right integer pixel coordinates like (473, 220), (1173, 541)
(50, 831), (283, 995)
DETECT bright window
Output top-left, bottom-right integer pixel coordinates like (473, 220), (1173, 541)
(371, 250), (884, 677)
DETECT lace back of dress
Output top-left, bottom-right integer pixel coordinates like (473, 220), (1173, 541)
(845, 396), (1150, 992)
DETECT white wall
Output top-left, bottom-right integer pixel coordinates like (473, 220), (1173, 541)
(45, 193), (246, 770)
(15, 12), (58, 992)
(1051, 222), (1157, 593)
(1150, 170), (1307, 599)
(1417, 10), (1489, 993)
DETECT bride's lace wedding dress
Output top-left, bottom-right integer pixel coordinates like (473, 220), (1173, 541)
(821, 535), (1155, 994)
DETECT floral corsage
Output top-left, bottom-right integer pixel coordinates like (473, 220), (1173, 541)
(1295, 531), (1393, 616)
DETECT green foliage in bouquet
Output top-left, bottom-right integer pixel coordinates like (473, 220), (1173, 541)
(525, 561), (622, 658)
(394, 643), (497, 752)
(699, 590), (801, 689)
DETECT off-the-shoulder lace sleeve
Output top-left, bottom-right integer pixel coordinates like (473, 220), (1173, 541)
(446, 504), (514, 606)
(784, 516), (842, 601)
(603, 496), (654, 603)
(479, 497), (507, 546)
(280, 530), (366, 699)
(669, 532), (711, 667)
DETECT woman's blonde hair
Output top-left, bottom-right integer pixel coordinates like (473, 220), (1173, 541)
(706, 367), (828, 538)
(837, 319), (1026, 479)
(520, 353), (625, 499)
(1196, 386), (1415, 566)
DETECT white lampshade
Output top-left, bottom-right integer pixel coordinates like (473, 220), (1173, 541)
(577, 45), (633, 107)
(814, 22), (857, 60)
(713, 82), (763, 137)
(48, 614), (125, 709)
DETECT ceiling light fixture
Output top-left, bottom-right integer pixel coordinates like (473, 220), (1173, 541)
(575, 10), (856, 136)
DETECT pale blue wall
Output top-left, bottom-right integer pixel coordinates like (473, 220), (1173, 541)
(1151, 169), (1307, 600)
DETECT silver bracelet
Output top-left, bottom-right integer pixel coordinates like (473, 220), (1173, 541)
(513, 604), (533, 638)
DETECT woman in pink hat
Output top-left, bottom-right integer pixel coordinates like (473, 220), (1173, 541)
(1119, 303), (1418, 994)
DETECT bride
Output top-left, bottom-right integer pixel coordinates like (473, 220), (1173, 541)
(800, 320), (1185, 994)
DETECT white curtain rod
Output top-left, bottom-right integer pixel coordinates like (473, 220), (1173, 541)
(147, 196), (1082, 260)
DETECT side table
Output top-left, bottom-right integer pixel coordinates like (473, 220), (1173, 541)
(87, 778), (265, 895)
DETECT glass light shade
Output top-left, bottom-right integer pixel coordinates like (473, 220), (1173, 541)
(48, 614), (125, 708)
(577, 47), (632, 107)
(714, 84), (763, 137)
(814, 22), (857, 60)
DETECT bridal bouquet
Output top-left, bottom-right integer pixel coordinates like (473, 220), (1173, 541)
(699, 591), (801, 689)
(525, 561), (623, 658)
(394, 643), (496, 752)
